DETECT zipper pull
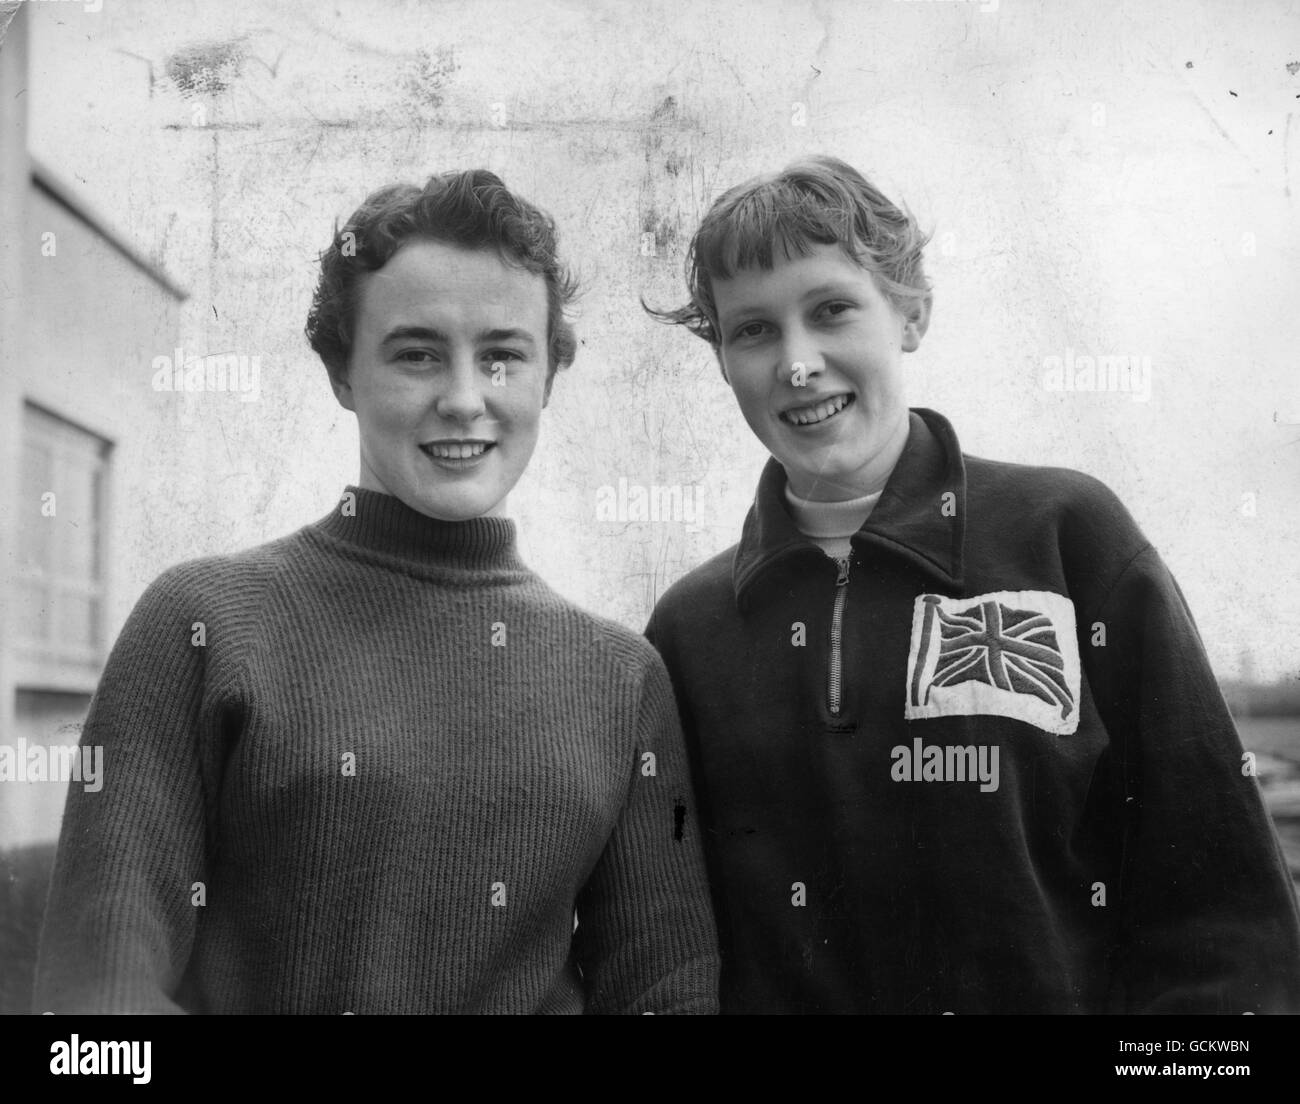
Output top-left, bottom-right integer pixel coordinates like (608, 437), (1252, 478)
(834, 555), (851, 587)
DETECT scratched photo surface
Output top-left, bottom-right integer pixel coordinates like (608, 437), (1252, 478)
(1, 0), (1298, 1014)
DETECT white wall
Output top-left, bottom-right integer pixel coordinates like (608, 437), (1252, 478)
(20, 0), (1300, 681)
(20, 187), (186, 640)
(1, 190), (182, 849)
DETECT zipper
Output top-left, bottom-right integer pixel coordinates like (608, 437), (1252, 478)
(828, 555), (851, 715)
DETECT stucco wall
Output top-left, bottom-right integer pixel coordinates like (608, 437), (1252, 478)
(19, 0), (1300, 681)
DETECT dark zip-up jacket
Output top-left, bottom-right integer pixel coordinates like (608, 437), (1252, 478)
(647, 408), (1300, 1013)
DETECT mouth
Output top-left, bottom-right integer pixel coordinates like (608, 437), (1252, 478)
(419, 439), (496, 467)
(779, 393), (854, 427)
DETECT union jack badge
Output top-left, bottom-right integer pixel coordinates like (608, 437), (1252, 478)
(904, 590), (1081, 735)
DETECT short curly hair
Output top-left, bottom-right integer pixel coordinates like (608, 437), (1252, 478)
(647, 155), (931, 348)
(306, 169), (578, 386)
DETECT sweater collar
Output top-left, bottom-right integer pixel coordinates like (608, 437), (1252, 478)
(784, 485), (882, 539)
(313, 486), (528, 576)
(733, 408), (966, 610)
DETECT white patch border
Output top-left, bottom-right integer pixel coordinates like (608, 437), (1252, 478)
(904, 589), (1081, 736)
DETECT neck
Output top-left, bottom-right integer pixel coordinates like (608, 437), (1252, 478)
(314, 486), (526, 575)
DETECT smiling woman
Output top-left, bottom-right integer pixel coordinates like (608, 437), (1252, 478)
(33, 170), (721, 1015)
(643, 154), (1300, 1015)
(710, 242), (929, 502)
(336, 240), (550, 521)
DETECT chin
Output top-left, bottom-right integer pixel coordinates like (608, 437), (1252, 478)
(423, 497), (497, 522)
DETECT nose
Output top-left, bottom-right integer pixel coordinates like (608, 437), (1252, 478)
(776, 325), (823, 388)
(434, 354), (487, 423)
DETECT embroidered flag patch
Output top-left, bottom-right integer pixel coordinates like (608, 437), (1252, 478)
(904, 590), (1081, 735)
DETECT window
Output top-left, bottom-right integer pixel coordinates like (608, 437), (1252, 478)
(14, 404), (111, 682)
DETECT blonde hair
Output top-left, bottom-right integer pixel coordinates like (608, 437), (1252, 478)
(647, 155), (931, 346)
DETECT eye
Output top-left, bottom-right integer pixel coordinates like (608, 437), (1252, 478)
(485, 349), (524, 365)
(731, 321), (770, 342)
(817, 300), (854, 320)
(396, 349), (438, 366)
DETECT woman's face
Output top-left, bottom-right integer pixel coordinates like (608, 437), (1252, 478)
(712, 242), (928, 502)
(334, 239), (551, 521)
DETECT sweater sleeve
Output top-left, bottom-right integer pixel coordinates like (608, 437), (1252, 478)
(1086, 546), (1300, 1012)
(33, 569), (217, 1014)
(573, 652), (720, 1014)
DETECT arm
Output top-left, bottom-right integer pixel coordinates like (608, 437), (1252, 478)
(1087, 546), (1300, 1012)
(573, 653), (720, 1014)
(33, 570), (215, 1014)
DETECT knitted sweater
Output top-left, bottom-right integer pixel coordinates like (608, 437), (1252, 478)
(34, 488), (719, 1014)
(648, 409), (1300, 1014)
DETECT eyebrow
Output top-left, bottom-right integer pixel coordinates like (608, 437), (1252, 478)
(799, 282), (857, 301)
(718, 282), (860, 322)
(379, 325), (539, 349)
(479, 328), (539, 349)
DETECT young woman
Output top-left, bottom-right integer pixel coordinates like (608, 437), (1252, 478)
(34, 169), (719, 1014)
(645, 155), (1300, 1014)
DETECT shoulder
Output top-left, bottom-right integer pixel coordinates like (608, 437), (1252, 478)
(965, 451), (1131, 517)
(963, 452), (1149, 557)
(93, 532), (312, 693)
(647, 544), (737, 636)
(522, 580), (672, 689)
(126, 530), (313, 627)
(959, 450), (1158, 621)
(655, 544), (735, 613)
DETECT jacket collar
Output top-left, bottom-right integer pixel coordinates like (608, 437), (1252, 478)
(732, 408), (966, 611)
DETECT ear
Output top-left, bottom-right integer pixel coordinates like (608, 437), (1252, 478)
(542, 371), (554, 408)
(900, 295), (932, 353)
(330, 368), (356, 412)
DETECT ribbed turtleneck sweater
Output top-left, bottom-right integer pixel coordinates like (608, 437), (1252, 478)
(34, 488), (719, 1014)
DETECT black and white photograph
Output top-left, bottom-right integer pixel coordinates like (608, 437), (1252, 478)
(1, 0), (1298, 1074)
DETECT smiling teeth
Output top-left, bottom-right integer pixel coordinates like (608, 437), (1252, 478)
(784, 395), (850, 426)
(424, 442), (488, 459)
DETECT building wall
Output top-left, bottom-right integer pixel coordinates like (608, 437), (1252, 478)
(0, 5), (184, 856)
(1, 186), (183, 849)
(0, 4), (32, 850)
